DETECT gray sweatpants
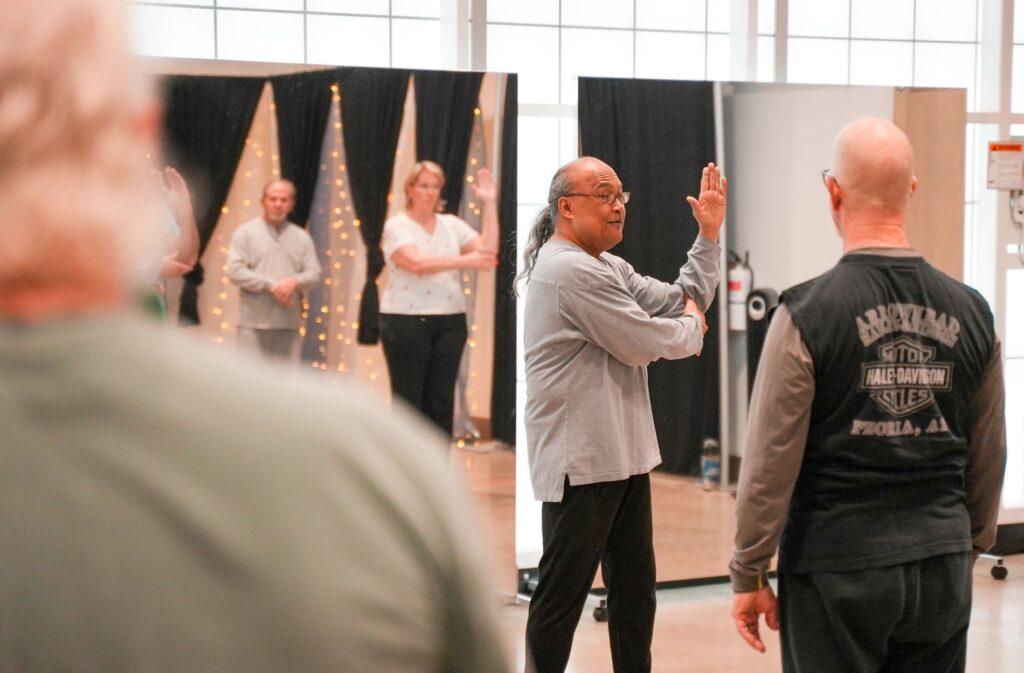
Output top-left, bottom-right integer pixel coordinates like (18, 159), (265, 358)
(236, 327), (300, 362)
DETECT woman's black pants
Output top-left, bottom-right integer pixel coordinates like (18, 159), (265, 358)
(379, 313), (467, 437)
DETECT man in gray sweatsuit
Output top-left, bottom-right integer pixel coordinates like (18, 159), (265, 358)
(227, 179), (321, 361)
(520, 156), (727, 673)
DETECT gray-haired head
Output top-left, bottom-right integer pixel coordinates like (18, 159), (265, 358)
(513, 158), (588, 294)
(0, 0), (159, 313)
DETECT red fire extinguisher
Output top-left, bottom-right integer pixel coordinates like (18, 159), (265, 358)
(727, 251), (753, 331)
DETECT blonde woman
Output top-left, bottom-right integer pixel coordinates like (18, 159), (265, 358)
(379, 160), (499, 436)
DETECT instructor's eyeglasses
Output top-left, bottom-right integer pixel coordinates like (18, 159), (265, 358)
(820, 168), (839, 189)
(564, 191), (631, 206)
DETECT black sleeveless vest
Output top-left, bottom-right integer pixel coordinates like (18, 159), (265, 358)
(778, 254), (995, 574)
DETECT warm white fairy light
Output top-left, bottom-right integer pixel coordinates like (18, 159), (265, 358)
(451, 97), (494, 440)
(296, 82), (388, 394)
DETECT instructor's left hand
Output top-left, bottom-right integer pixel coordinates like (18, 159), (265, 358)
(686, 162), (727, 242)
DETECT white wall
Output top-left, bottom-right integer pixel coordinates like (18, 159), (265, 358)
(723, 82), (895, 292)
(722, 82), (896, 459)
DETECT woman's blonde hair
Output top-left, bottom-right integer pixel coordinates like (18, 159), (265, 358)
(0, 0), (159, 297)
(403, 160), (447, 212)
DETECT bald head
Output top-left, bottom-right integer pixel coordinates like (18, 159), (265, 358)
(831, 117), (916, 213)
(564, 156), (610, 185)
(262, 179), (296, 199)
(549, 156), (626, 256)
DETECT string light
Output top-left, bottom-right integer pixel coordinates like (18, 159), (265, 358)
(298, 85), (384, 383)
(199, 82), (280, 349)
(452, 97), (492, 436)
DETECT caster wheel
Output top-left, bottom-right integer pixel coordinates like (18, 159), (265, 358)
(992, 565), (1008, 580)
(593, 605), (608, 622)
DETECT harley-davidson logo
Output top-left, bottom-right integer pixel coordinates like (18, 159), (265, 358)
(859, 336), (953, 417)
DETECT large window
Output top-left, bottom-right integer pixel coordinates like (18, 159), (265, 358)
(131, 1), (441, 67)
(486, 0), (732, 107)
(786, 0), (982, 109)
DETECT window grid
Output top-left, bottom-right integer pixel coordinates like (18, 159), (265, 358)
(133, 1), (441, 65)
(487, 1), (729, 106)
(787, 1), (984, 110)
(1014, 0), (1024, 111)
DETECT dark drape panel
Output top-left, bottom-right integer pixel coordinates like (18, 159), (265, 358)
(491, 74), (518, 446)
(337, 68), (410, 345)
(271, 69), (337, 228)
(161, 75), (264, 325)
(578, 77), (718, 475)
(413, 70), (484, 212)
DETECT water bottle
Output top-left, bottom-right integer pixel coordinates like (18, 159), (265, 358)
(701, 437), (721, 491)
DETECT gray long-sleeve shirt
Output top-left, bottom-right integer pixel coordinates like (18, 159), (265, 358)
(524, 235), (721, 502)
(0, 315), (509, 673)
(729, 249), (1007, 592)
(227, 217), (321, 329)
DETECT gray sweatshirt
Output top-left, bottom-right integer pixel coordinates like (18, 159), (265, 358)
(227, 217), (322, 330)
(524, 236), (721, 502)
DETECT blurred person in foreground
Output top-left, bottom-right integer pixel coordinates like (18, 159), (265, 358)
(729, 117), (1005, 673)
(0, 2), (509, 672)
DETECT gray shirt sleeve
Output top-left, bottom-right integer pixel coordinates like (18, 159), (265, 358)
(559, 278), (704, 368)
(293, 231), (322, 290)
(673, 235), (721, 312)
(729, 305), (814, 592)
(966, 338), (1007, 555)
(617, 235), (720, 320)
(226, 228), (272, 293)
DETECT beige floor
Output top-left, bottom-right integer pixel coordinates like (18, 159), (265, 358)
(457, 445), (1024, 673)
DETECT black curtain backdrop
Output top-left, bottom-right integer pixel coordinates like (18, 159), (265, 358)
(337, 67), (410, 345)
(161, 75), (265, 325)
(491, 74), (518, 446)
(158, 67), (515, 444)
(578, 77), (719, 475)
(413, 70), (484, 212)
(271, 69), (338, 227)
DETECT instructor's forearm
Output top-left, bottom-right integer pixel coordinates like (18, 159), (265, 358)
(676, 235), (721, 311)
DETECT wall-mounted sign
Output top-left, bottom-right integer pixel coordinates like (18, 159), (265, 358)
(987, 142), (1024, 190)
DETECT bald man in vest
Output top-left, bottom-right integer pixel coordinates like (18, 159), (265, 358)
(729, 117), (1006, 673)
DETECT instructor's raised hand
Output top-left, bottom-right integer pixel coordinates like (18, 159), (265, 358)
(686, 162), (727, 242)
